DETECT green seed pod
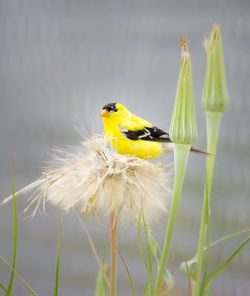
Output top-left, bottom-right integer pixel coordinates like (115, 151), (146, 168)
(202, 25), (228, 112)
(169, 37), (197, 145)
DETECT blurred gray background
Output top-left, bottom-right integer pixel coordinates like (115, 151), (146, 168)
(0, 0), (249, 295)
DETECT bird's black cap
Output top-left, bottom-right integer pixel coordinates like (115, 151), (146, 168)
(102, 103), (118, 112)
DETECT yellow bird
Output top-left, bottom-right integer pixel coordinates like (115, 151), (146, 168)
(100, 102), (207, 159)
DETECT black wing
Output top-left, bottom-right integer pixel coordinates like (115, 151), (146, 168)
(121, 126), (172, 143)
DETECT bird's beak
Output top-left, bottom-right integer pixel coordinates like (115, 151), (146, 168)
(99, 109), (110, 117)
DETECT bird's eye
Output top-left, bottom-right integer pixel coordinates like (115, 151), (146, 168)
(108, 107), (118, 113)
(102, 103), (118, 112)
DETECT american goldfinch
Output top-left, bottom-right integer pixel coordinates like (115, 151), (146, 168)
(100, 102), (208, 159)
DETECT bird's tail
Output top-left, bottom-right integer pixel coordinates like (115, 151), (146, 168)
(162, 143), (213, 157)
(190, 147), (214, 157)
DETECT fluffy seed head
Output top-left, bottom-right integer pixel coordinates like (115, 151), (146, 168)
(22, 136), (172, 225)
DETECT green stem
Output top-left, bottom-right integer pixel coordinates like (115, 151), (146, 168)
(110, 211), (118, 296)
(193, 112), (221, 296)
(6, 163), (17, 296)
(54, 217), (63, 296)
(0, 256), (39, 296)
(142, 210), (153, 286)
(155, 144), (190, 295)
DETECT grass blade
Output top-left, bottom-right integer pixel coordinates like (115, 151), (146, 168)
(147, 232), (161, 265)
(142, 281), (152, 296)
(138, 210), (149, 273)
(205, 237), (250, 282)
(54, 217), (63, 296)
(0, 256), (39, 296)
(141, 209), (153, 285)
(6, 163), (18, 296)
(180, 228), (250, 276)
(138, 209), (156, 295)
(202, 282), (212, 296)
(117, 249), (136, 296)
(0, 282), (7, 292)
(95, 264), (109, 296)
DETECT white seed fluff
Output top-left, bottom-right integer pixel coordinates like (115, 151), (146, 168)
(2, 135), (173, 225)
